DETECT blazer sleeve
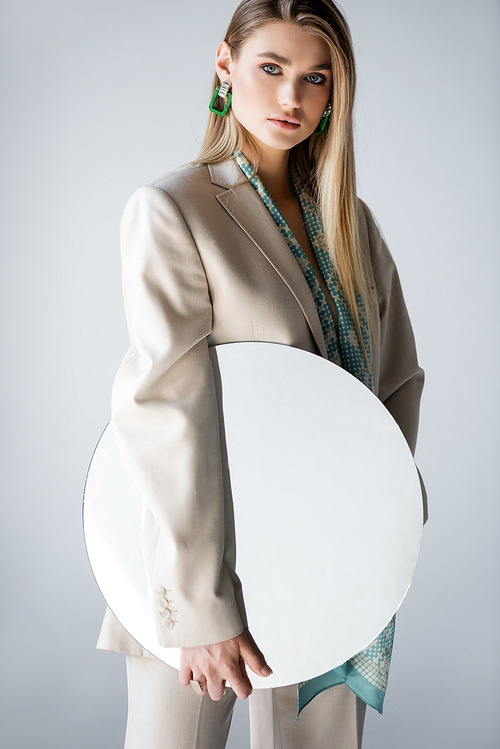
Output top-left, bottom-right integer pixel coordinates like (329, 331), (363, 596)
(111, 184), (244, 647)
(360, 200), (428, 523)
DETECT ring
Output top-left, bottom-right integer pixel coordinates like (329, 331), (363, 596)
(232, 677), (244, 688)
(190, 679), (208, 694)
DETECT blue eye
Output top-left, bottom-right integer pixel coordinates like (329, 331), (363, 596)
(306, 73), (325, 85)
(262, 64), (280, 75)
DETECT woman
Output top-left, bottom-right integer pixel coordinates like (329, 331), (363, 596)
(97, 1), (426, 746)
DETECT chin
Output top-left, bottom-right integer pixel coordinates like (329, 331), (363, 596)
(238, 118), (310, 155)
(269, 135), (308, 151)
(254, 128), (309, 152)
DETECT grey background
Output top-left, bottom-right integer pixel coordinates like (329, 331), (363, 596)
(1, 0), (499, 746)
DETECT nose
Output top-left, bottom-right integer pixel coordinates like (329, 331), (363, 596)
(277, 80), (301, 109)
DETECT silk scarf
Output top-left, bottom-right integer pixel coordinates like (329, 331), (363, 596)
(234, 150), (395, 716)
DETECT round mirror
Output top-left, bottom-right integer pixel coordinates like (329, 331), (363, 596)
(84, 342), (422, 688)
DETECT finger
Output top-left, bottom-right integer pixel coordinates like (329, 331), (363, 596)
(239, 632), (273, 678)
(227, 661), (252, 700)
(206, 674), (227, 702)
(179, 661), (193, 687)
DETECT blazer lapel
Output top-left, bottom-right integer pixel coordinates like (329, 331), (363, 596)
(209, 161), (328, 358)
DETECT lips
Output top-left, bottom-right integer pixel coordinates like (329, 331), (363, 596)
(268, 115), (301, 131)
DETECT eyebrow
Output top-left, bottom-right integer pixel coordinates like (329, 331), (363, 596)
(256, 52), (331, 70)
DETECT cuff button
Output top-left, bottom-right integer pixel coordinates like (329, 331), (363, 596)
(161, 618), (174, 629)
(155, 586), (166, 596)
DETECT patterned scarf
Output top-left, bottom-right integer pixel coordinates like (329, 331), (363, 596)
(234, 150), (394, 716)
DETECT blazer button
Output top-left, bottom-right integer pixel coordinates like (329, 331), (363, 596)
(158, 597), (170, 609)
(155, 586), (166, 596)
(161, 618), (174, 629)
(159, 608), (172, 618)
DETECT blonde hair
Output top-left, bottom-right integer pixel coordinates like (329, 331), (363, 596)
(194, 0), (373, 352)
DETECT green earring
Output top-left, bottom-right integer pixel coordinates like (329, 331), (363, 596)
(313, 102), (332, 134)
(209, 81), (232, 116)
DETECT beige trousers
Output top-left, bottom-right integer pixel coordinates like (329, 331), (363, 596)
(124, 655), (366, 749)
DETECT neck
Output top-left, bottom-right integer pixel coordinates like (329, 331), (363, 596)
(242, 141), (294, 201)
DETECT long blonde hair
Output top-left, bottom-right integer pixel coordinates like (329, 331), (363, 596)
(194, 0), (373, 351)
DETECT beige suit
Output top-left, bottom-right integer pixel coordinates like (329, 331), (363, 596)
(97, 158), (425, 658)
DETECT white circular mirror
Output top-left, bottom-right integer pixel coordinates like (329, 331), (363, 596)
(84, 342), (422, 688)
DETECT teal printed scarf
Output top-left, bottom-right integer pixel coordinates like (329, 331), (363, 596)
(234, 149), (394, 716)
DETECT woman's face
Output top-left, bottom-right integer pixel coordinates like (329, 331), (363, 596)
(216, 22), (332, 155)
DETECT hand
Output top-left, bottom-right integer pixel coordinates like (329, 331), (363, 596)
(179, 627), (273, 701)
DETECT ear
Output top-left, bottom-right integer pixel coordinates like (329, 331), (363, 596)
(215, 42), (232, 83)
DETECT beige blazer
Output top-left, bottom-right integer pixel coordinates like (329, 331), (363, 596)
(97, 159), (426, 656)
